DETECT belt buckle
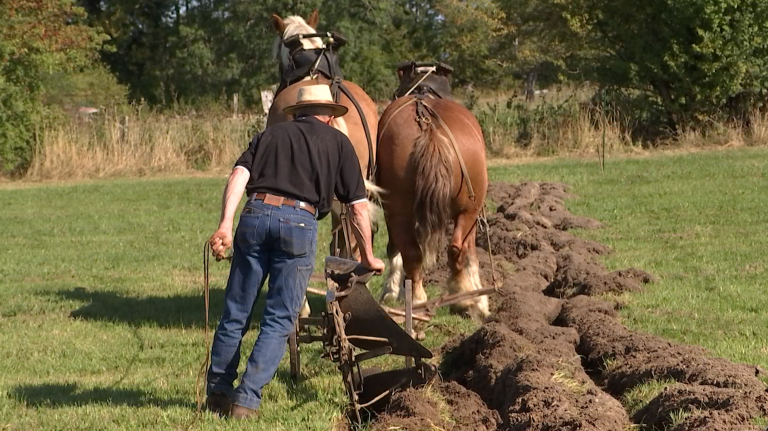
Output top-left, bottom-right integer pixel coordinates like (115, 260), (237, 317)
(263, 194), (285, 207)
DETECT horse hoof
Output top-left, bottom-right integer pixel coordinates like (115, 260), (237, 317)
(379, 291), (399, 304)
(449, 304), (486, 322)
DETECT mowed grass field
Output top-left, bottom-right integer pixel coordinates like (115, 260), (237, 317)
(1, 147), (767, 430)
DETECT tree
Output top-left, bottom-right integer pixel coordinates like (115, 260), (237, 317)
(0, 0), (107, 174)
(494, 0), (579, 100)
(549, 0), (768, 128)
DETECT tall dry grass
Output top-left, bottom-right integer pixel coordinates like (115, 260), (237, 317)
(26, 109), (264, 181)
(22, 99), (768, 181)
(477, 98), (638, 157)
(474, 90), (768, 157)
(674, 111), (768, 148)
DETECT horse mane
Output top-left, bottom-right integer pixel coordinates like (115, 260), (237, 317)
(272, 15), (324, 65)
(283, 16), (324, 49)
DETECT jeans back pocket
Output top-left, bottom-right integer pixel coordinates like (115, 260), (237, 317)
(279, 218), (314, 257)
(236, 211), (265, 247)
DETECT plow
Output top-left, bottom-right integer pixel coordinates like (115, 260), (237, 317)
(291, 256), (497, 423)
(290, 256), (437, 423)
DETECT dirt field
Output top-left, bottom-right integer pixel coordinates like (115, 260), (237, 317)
(372, 182), (768, 431)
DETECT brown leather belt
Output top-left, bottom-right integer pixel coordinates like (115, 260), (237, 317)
(249, 193), (317, 216)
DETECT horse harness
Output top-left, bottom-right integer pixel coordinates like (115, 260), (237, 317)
(279, 31), (375, 259)
(279, 31), (375, 183)
(381, 64), (499, 284)
(379, 95), (476, 205)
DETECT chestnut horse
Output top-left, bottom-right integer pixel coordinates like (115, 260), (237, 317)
(269, 11), (379, 261)
(376, 67), (489, 319)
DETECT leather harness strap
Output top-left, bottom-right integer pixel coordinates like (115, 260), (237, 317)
(379, 96), (476, 204)
(330, 77), (376, 181)
(249, 192), (317, 217)
(418, 100), (476, 202)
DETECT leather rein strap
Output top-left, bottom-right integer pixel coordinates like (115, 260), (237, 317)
(330, 76), (375, 181)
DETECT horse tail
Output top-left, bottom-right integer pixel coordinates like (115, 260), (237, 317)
(411, 120), (453, 267)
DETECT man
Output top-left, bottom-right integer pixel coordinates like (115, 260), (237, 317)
(205, 85), (385, 419)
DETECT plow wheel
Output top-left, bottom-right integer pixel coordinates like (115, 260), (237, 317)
(288, 325), (301, 384)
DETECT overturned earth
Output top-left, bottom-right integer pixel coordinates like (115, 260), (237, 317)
(370, 182), (768, 431)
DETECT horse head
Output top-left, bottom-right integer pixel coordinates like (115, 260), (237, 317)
(271, 10), (324, 74)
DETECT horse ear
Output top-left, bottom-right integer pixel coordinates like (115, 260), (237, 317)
(271, 14), (285, 33)
(307, 9), (319, 29)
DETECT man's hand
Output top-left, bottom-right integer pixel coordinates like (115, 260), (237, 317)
(209, 227), (233, 261)
(362, 256), (386, 275)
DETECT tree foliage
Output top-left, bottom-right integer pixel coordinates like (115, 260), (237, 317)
(0, 0), (107, 174)
(548, 0), (768, 127)
(4, 0), (768, 176)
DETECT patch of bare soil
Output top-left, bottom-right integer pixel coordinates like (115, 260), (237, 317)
(368, 182), (767, 430)
(373, 382), (500, 431)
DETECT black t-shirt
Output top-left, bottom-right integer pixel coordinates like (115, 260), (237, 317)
(234, 116), (366, 219)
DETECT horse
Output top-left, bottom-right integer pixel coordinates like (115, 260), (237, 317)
(269, 11), (380, 262)
(376, 62), (490, 319)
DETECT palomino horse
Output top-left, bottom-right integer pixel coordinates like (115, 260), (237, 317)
(377, 62), (489, 319)
(269, 11), (379, 261)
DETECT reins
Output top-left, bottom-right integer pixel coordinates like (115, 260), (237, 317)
(403, 66), (436, 98)
(195, 241), (212, 415)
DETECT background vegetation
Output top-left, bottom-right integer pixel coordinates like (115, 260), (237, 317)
(2, 0), (768, 177)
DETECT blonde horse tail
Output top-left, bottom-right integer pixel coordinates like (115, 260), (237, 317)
(411, 121), (453, 267)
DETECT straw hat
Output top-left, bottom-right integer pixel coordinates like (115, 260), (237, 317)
(283, 85), (348, 117)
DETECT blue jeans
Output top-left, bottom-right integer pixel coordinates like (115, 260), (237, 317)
(207, 200), (317, 410)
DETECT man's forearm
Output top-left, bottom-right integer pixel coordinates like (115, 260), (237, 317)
(349, 201), (375, 263)
(219, 167), (250, 229)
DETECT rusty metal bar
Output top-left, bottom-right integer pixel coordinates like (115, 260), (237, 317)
(298, 317), (324, 326)
(354, 346), (393, 363)
(399, 287), (498, 314)
(405, 279), (413, 369)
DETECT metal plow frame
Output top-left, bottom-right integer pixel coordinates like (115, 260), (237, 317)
(289, 256), (436, 424)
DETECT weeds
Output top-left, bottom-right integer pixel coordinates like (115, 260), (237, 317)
(473, 90), (768, 158)
(25, 107), (264, 181)
(551, 369), (589, 395)
(621, 379), (676, 416)
(668, 408), (692, 427)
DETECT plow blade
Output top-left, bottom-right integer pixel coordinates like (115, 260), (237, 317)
(356, 366), (433, 411)
(324, 256), (432, 359)
(338, 281), (432, 358)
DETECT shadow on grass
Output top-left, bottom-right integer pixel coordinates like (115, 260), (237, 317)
(9, 383), (192, 409)
(57, 287), (267, 329)
(273, 369), (323, 410)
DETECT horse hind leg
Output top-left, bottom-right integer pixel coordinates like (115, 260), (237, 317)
(380, 219), (427, 304)
(447, 213), (489, 320)
(380, 240), (404, 302)
(299, 296), (311, 318)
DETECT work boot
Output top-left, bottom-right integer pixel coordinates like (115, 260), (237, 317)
(230, 404), (259, 420)
(205, 391), (231, 417)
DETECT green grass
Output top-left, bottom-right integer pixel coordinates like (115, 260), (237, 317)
(1, 147), (767, 429)
(621, 379), (676, 416)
